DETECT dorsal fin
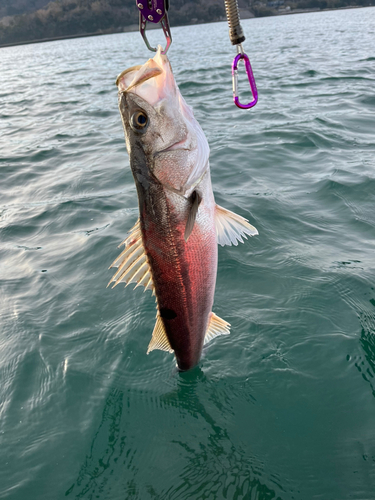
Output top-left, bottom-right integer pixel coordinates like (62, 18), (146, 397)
(107, 218), (154, 292)
(204, 312), (231, 346)
(215, 205), (258, 246)
(147, 315), (174, 354)
(184, 191), (201, 242)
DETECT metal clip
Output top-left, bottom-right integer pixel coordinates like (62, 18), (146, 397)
(137, 0), (172, 54)
(232, 47), (258, 110)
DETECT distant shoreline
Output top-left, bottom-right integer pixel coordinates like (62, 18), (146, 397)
(0, 5), (371, 49)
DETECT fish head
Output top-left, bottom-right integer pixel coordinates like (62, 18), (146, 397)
(116, 48), (209, 195)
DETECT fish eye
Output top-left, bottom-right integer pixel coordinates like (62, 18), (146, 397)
(131, 110), (148, 132)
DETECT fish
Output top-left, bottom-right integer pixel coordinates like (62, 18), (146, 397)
(108, 47), (258, 371)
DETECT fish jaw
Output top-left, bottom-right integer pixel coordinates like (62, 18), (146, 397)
(116, 48), (176, 107)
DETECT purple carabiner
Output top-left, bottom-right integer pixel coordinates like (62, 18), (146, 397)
(232, 52), (258, 110)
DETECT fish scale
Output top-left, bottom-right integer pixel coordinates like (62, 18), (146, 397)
(109, 47), (258, 370)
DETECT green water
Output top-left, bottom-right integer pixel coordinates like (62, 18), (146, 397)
(1, 7), (375, 499)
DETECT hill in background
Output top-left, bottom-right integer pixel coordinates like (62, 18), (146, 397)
(0, 0), (51, 18)
(0, 0), (373, 46)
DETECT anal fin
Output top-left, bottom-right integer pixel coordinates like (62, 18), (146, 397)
(147, 315), (174, 354)
(215, 205), (258, 246)
(204, 312), (231, 346)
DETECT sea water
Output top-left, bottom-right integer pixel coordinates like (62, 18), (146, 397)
(1, 7), (375, 499)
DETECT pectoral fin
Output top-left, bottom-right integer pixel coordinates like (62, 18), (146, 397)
(147, 315), (174, 354)
(215, 205), (258, 246)
(108, 219), (154, 293)
(204, 312), (231, 345)
(184, 191), (201, 242)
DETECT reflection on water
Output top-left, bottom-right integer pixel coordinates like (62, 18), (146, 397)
(66, 369), (286, 499)
(65, 389), (124, 498)
(358, 296), (375, 398)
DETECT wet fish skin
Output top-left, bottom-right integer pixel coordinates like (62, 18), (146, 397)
(110, 50), (257, 371)
(118, 87), (217, 370)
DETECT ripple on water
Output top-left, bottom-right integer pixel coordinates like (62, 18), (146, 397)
(2, 7), (375, 500)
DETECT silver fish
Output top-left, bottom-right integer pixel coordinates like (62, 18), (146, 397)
(109, 48), (258, 371)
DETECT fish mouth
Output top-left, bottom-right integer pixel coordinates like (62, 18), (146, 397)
(116, 47), (174, 107)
